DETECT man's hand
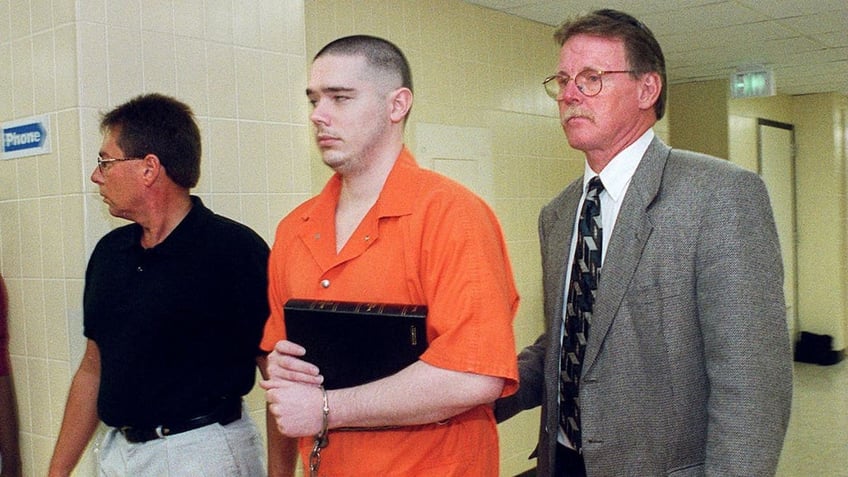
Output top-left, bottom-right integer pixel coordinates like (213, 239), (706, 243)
(260, 340), (326, 437)
(262, 340), (323, 385)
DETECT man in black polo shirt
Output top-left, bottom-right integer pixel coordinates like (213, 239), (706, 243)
(48, 93), (270, 477)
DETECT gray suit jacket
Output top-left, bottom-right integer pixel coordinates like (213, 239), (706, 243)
(496, 137), (792, 476)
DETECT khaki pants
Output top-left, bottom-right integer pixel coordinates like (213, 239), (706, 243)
(98, 406), (264, 477)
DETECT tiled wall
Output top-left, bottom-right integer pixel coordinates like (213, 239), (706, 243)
(0, 0), (309, 475)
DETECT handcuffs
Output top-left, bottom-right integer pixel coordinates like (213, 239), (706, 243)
(309, 386), (330, 477)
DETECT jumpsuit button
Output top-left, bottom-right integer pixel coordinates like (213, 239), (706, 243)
(320, 279), (330, 288)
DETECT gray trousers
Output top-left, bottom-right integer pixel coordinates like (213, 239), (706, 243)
(98, 407), (265, 477)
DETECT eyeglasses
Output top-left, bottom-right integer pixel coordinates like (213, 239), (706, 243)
(542, 69), (634, 99)
(97, 155), (144, 173)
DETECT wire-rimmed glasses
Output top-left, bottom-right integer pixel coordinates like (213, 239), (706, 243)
(542, 69), (634, 99)
(97, 155), (144, 173)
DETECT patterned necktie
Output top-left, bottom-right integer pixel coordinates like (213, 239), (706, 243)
(560, 176), (604, 451)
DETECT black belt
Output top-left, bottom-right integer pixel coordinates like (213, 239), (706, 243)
(119, 397), (242, 444)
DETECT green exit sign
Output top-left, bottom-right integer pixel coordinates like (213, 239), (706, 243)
(731, 68), (775, 98)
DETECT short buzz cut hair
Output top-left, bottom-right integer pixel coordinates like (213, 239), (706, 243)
(554, 9), (667, 120)
(314, 34), (413, 93)
(100, 93), (202, 189)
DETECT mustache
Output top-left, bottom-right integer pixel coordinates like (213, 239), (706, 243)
(561, 107), (594, 124)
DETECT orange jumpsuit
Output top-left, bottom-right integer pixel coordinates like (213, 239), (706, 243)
(261, 147), (519, 476)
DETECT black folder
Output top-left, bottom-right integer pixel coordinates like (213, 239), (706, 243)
(283, 299), (428, 390)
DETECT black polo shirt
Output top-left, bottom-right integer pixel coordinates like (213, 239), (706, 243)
(83, 196), (270, 427)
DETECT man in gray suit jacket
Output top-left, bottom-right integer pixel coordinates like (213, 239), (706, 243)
(495, 9), (792, 477)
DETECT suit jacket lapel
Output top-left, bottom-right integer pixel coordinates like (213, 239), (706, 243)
(544, 181), (582, 336)
(582, 138), (670, 373)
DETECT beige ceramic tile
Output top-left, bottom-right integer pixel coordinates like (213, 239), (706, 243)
(57, 110), (83, 196)
(235, 48), (264, 121)
(0, 160), (18, 201)
(175, 37), (209, 117)
(205, 0), (234, 44)
(262, 52), (288, 123)
(207, 119), (240, 192)
(0, 203), (23, 275)
(8, 0), (30, 40)
(52, 0), (75, 26)
(106, 26), (145, 105)
(281, 0), (306, 55)
(64, 279), (85, 364)
(264, 123), (293, 194)
(47, 358), (70, 434)
(43, 279), (69, 361)
(53, 24), (78, 111)
(30, 434), (55, 476)
(290, 125), (312, 193)
(10, 355), (31, 432)
(266, 193), (309, 230)
(207, 193), (241, 224)
(22, 278), (47, 358)
(31, 31), (55, 114)
(105, 0), (139, 29)
(76, 0), (105, 24)
(259, 0), (285, 52)
(19, 200), (44, 277)
(59, 196), (85, 277)
(174, 0), (205, 39)
(0, 0), (10, 44)
(0, 43), (12, 118)
(287, 54), (309, 123)
(240, 194), (271, 243)
(207, 44), (237, 118)
(36, 151), (61, 200)
(142, 32), (177, 95)
(233, 0), (260, 48)
(237, 121), (266, 193)
(12, 37), (35, 117)
(38, 197), (64, 277)
(29, 0), (53, 33)
(79, 108), (103, 195)
(4, 279), (24, 354)
(140, 0), (174, 33)
(26, 358), (51, 433)
(76, 23), (108, 109)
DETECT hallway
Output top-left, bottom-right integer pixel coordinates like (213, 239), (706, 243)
(777, 360), (848, 476)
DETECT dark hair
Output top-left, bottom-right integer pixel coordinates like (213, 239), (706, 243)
(554, 9), (667, 120)
(314, 35), (413, 93)
(100, 93), (201, 188)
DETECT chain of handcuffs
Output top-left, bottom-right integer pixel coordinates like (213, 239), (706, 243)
(309, 386), (330, 477)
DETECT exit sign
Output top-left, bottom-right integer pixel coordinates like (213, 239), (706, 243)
(2, 115), (52, 160)
(730, 67), (776, 99)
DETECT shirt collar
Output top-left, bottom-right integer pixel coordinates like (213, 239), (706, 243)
(585, 129), (654, 202)
(300, 146), (419, 222)
(123, 195), (206, 254)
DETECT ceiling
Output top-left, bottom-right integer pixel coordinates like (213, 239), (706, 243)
(463, 0), (848, 97)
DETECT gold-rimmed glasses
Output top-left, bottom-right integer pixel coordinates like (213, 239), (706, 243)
(542, 69), (634, 99)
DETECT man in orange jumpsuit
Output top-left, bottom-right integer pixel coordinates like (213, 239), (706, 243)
(260, 35), (519, 477)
